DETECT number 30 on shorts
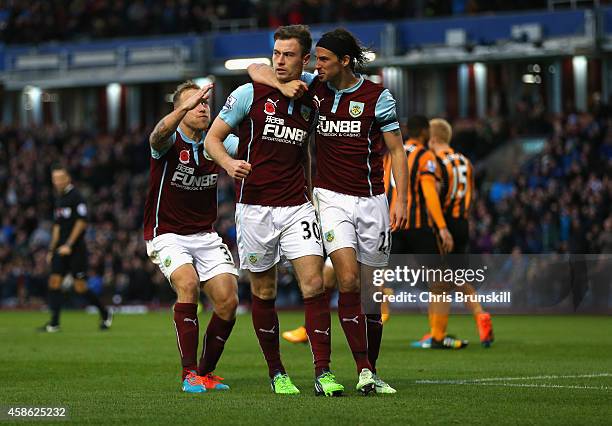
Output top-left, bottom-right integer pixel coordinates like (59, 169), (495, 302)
(301, 221), (321, 241)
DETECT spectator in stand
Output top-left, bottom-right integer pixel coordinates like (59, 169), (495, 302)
(1, 107), (610, 308)
(1, 0), (553, 45)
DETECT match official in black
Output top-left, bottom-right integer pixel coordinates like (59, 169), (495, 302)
(40, 164), (112, 332)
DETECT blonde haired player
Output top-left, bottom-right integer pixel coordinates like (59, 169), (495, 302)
(144, 81), (240, 393)
(418, 118), (494, 347)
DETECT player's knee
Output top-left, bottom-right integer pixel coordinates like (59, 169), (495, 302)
(336, 270), (360, 293)
(48, 275), (62, 290)
(301, 275), (324, 299)
(323, 272), (337, 291)
(252, 285), (276, 300)
(74, 280), (88, 294)
(216, 294), (238, 320)
(173, 277), (199, 300)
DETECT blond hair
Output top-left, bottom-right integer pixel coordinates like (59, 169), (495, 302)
(429, 118), (452, 144)
(172, 80), (200, 108)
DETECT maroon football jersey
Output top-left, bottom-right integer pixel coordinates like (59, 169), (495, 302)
(231, 83), (317, 207)
(143, 130), (219, 240)
(311, 78), (392, 197)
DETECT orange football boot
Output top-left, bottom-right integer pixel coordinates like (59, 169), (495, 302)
(282, 326), (308, 344)
(476, 312), (494, 347)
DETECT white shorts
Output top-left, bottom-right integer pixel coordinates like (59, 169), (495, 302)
(235, 202), (323, 272)
(313, 187), (391, 267)
(146, 231), (238, 284)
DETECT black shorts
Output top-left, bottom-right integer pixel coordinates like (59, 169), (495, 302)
(391, 227), (441, 255)
(446, 218), (469, 254)
(390, 228), (442, 290)
(51, 248), (88, 280)
(445, 218), (470, 271)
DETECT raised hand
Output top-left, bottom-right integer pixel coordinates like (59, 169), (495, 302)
(181, 83), (214, 111)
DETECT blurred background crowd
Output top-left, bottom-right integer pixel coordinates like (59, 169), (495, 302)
(1, 104), (610, 307)
(1, 0), (612, 309)
(0, 0), (562, 44)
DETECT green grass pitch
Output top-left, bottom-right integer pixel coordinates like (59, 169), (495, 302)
(1, 310), (611, 425)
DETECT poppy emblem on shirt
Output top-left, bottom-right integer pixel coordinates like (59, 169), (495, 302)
(264, 98), (279, 115)
(179, 149), (190, 164)
(349, 101), (364, 118)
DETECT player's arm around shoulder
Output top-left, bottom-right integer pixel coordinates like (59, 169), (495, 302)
(149, 84), (213, 157)
(247, 63), (311, 99)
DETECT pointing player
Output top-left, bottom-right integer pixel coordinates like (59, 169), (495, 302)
(428, 118), (494, 347)
(144, 81), (239, 393)
(248, 28), (409, 394)
(205, 25), (344, 396)
(40, 164), (111, 332)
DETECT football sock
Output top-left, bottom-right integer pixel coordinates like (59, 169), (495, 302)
(83, 290), (108, 319)
(324, 288), (333, 306)
(460, 284), (484, 318)
(303, 292), (331, 376)
(48, 288), (63, 326)
(251, 295), (285, 378)
(338, 291), (371, 373)
(198, 312), (235, 376)
(366, 314), (383, 374)
(173, 302), (199, 380)
(430, 314), (448, 341)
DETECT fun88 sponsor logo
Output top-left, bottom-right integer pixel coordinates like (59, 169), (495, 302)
(171, 164), (218, 191)
(262, 115), (307, 145)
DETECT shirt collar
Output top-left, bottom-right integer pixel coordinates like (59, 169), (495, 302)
(177, 126), (205, 146)
(327, 74), (365, 94)
(64, 184), (74, 194)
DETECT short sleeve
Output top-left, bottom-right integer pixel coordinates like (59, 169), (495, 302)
(151, 133), (176, 159)
(300, 72), (317, 87)
(75, 202), (88, 219)
(204, 134), (239, 160)
(218, 83), (254, 129)
(434, 155), (445, 182)
(222, 134), (239, 157)
(73, 193), (88, 220)
(419, 151), (437, 177)
(375, 89), (400, 133)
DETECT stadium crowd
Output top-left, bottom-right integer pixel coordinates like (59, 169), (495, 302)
(0, 0), (553, 44)
(471, 108), (612, 255)
(0, 106), (610, 307)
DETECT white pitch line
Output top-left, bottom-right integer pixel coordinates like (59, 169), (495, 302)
(416, 373), (612, 385)
(473, 383), (611, 391)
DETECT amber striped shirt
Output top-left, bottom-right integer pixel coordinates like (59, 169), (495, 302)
(384, 139), (440, 229)
(434, 147), (474, 220)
